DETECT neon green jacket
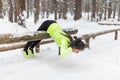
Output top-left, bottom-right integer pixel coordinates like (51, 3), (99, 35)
(47, 23), (72, 57)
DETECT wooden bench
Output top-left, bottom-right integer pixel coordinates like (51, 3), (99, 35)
(0, 28), (120, 55)
(98, 22), (120, 26)
(0, 28), (78, 54)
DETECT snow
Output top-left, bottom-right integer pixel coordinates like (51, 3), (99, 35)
(0, 19), (29, 34)
(0, 17), (120, 80)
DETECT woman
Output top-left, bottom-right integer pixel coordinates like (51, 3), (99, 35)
(22, 20), (85, 58)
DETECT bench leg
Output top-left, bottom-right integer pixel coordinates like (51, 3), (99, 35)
(85, 38), (90, 48)
(58, 47), (60, 55)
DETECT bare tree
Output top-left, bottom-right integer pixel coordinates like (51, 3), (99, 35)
(91, 0), (96, 21)
(113, 1), (117, 19)
(0, 0), (3, 18)
(118, 1), (120, 21)
(29, 0), (34, 15)
(52, 0), (57, 20)
(27, 0), (30, 18)
(14, 0), (17, 22)
(9, 0), (13, 22)
(41, 0), (45, 18)
(104, 0), (107, 20)
(58, 0), (62, 19)
(108, 1), (112, 19)
(62, 0), (67, 19)
(74, 0), (82, 20)
(34, 0), (40, 23)
(14, 0), (26, 26)
(85, 0), (90, 20)
(45, 0), (49, 18)
(41, 0), (49, 18)
(68, 0), (74, 16)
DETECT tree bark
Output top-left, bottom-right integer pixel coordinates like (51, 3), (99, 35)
(85, 0), (90, 20)
(15, 0), (26, 26)
(104, 1), (107, 20)
(113, 1), (117, 19)
(118, 1), (120, 21)
(91, 0), (96, 21)
(41, 0), (45, 18)
(34, 0), (40, 23)
(9, 0), (13, 22)
(45, 0), (49, 18)
(0, 0), (3, 18)
(74, 0), (82, 20)
(62, 0), (67, 19)
(27, 0), (30, 18)
(58, 0), (62, 19)
(52, 0), (57, 20)
(108, 1), (112, 19)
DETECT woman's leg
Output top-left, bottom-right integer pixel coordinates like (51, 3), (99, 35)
(28, 20), (55, 49)
(23, 41), (34, 54)
(23, 41), (34, 51)
(22, 20), (55, 58)
(29, 40), (41, 49)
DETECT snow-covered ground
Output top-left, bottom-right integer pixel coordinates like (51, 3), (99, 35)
(0, 17), (120, 80)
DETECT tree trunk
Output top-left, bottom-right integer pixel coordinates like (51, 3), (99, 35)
(52, 0), (57, 20)
(15, 0), (26, 26)
(91, 0), (96, 21)
(14, 0), (17, 22)
(113, 1), (117, 19)
(27, 0), (30, 18)
(0, 0), (3, 18)
(85, 0), (90, 21)
(62, 0), (67, 19)
(74, 0), (82, 20)
(58, 0), (62, 19)
(118, 2), (120, 21)
(9, 0), (13, 22)
(96, 0), (99, 22)
(34, 0), (40, 23)
(104, 1), (107, 20)
(108, 1), (112, 19)
(41, 0), (45, 18)
(29, 0), (34, 15)
(69, 0), (74, 16)
(45, 0), (49, 18)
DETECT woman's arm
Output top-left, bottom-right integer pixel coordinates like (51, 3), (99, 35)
(60, 40), (72, 57)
